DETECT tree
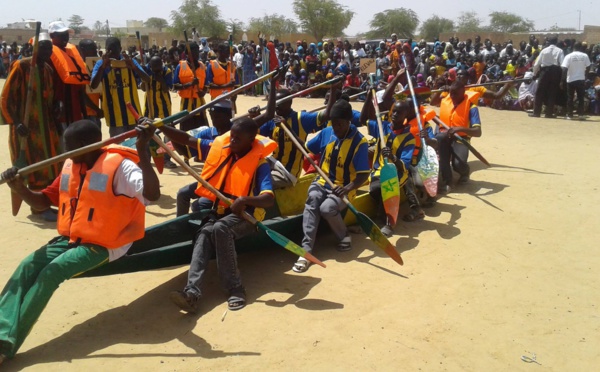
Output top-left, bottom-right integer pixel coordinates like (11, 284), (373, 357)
(247, 14), (299, 39)
(226, 18), (245, 40)
(419, 15), (454, 41)
(292, 0), (354, 41)
(488, 11), (534, 33)
(170, 0), (226, 38)
(456, 11), (482, 33)
(93, 20), (110, 36)
(145, 17), (169, 31)
(366, 8), (419, 39)
(67, 14), (85, 34)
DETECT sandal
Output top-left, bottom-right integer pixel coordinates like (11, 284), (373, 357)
(227, 291), (246, 311)
(336, 235), (352, 252)
(402, 208), (425, 222)
(292, 257), (311, 273)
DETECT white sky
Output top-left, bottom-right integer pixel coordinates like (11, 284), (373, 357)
(0, 0), (595, 35)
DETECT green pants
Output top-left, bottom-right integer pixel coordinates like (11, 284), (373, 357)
(0, 236), (109, 358)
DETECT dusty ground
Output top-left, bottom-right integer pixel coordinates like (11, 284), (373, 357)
(0, 80), (598, 371)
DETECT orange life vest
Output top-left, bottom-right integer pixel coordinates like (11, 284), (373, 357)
(439, 91), (481, 137)
(195, 132), (277, 207)
(50, 43), (90, 85)
(408, 108), (437, 165)
(209, 60), (236, 99)
(178, 60), (206, 99)
(57, 145), (146, 249)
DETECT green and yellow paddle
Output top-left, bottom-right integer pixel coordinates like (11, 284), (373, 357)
(278, 121), (404, 266)
(126, 104), (326, 268)
(371, 89), (400, 227)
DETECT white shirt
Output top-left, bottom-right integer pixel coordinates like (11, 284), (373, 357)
(561, 51), (590, 83)
(234, 52), (244, 68)
(107, 158), (149, 261)
(533, 45), (564, 74)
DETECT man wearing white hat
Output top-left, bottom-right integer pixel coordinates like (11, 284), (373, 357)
(47, 20), (90, 132)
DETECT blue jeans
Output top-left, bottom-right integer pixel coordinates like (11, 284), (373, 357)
(176, 183), (214, 216)
(184, 214), (256, 297)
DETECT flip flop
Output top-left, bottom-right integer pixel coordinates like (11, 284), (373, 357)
(292, 257), (311, 273)
(227, 293), (246, 311)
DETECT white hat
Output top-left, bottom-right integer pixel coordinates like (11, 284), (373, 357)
(48, 21), (73, 35)
(29, 32), (51, 44)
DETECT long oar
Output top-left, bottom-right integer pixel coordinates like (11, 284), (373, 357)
(172, 69), (278, 125)
(308, 91), (365, 113)
(432, 116), (490, 167)
(126, 104), (325, 268)
(235, 75), (345, 119)
(431, 78), (528, 93)
(402, 55), (439, 197)
(278, 121), (404, 266)
(0, 111), (188, 186)
(11, 21), (42, 215)
(371, 89), (400, 227)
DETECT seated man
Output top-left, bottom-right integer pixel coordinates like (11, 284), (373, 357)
(293, 98), (370, 273)
(168, 117), (277, 313)
(436, 81), (482, 192)
(0, 120), (160, 365)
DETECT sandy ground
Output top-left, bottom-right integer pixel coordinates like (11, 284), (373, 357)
(0, 80), (599, 371)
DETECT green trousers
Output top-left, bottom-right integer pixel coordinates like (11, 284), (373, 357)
(0, 236), (109, 358)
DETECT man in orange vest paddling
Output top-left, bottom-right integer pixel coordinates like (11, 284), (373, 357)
(0, 120), (160, 365)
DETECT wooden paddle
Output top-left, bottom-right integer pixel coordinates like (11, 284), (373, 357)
(431, 78), (529, 93)
(278, 121), (404, 266)
(172, 69), (278, 125)
(11, 21), (42, 215)
(308, 91), (366, 113)
(0, 111), (188, 186)
(432, 116), (490, 167)
(235, 75), (346, 119)
(371, 89), (400, 227)
(126, 104), (325, 268)
(402, 55), (439, 197)
(228, 33), (236, 115)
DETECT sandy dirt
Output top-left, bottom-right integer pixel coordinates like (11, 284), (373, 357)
(0, 80), (599, 371)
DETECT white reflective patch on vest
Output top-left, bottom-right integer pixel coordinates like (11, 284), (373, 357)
(88, 172), (109, 192)
(60, 174), (70, 191)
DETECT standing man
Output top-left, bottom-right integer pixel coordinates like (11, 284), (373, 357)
(47, 21), (90, 133)
(90, 37), (150, 137)
(561, 41), (590, 120)
(0, 120), (160, 365)
(0, 35), (61, 221)
(206, 43), (239, 104)
(78, 39), (104, 128)
(173, 41), (207, 131)
(532, 36), (564, 118)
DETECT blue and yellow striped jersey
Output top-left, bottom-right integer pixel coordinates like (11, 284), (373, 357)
(306, 125), (370, 194)
(259, 110), (324, 178)
(92, 58), (142, 127)
(144, 66), (172, 119)
(368, 120), (415, 181)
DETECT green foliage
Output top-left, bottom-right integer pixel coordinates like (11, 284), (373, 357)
(419, 15), (454, 41)
(488, 11), (534, 33)
(144, 17), (169, 31)
(456, 11), (482, 33)
(292, 0), (354, 41)
(226, 18), (245, 40)
(93, 20), (110, 36)
(366, 8), (419, 39)
(170, 0), (226, 38)
(247, 14), (299, 39)
(67, 14), (85, 34)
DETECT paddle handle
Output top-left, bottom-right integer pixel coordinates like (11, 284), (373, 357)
(236, 75), (345, 119)
(0, 110), (188, 186)
(402, 55), (424, 135)
(173, 69), (277, 124)
(371, 89), (387, 151)
(308, 90), (365, 113)
(432, 116), (490, 167)
(431, 78), (528, 93)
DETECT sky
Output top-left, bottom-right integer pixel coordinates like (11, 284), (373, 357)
(0, 0), (596, 36)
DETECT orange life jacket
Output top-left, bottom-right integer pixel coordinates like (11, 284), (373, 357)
(57, 145), (146, 249)
(439, 91), (481, 137)
(408, 108), (437, 165)
(209, 60), (236, 99)
(50, 43), (90, 85)
(195, 132), (277, 207)
(178, 60), (206, 99)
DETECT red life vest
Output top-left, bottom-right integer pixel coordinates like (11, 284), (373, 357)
(50, 43), (90, 85)
(195, 132), (277, 207)
(209, 60), (236, 99)
(57, 145), (146, 249)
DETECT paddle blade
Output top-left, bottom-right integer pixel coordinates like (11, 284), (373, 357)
(11, 192), (23, 216)
(380, 162), (400, 226)
(417, 145), (439, 197)
(261, 224), (326, 268)
(348, 204), (403, 266)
